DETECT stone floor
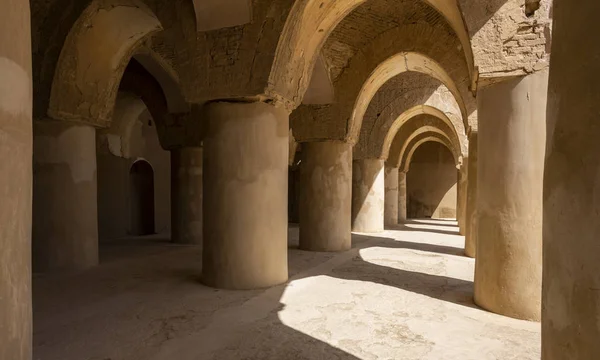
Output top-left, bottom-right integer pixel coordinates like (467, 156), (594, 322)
(33, 219), (541, 360)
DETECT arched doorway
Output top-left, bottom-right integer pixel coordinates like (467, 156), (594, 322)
(130, 160), (155, 235)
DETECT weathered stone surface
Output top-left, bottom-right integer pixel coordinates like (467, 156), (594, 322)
(33, 120), (99, 272)
(474, 70), (548, 321)
(171, 147), (202, 244)
(0, 0), (33, 358)
(299, 141), (352, 252)
(543, 1), (600, 357)
(352, 159), (385, 233)
(384, 165), (399, 226)
(464, 131), (478, 258)
(202, 101), (289, 289)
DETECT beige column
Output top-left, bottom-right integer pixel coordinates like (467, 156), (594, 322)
(474, 70), (548, 321)
(352, 159), (384, 233)
(299, 141), (352, 252)
(384, 165), (399, 226)
(398, 171), (407, 223)
(543, 1), (600, 358)
(33, 121), (99, 272)
(457, 160), (468, 235)
(464, 132), (478, 258)
(0, 0), (32, 357)
(171, 147), (202, 244)
(202, 101), (288, 289)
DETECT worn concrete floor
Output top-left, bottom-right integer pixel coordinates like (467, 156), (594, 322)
(33, 219), (540, 360)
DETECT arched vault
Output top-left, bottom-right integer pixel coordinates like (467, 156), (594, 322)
(387, 116), (462, 169)
(347, 52), (467, 144)
(381, 106), (466, 161)
(353, 75), (467, 160)
(291, 21), (476, 143)
(399, 134), (458, 173)
(48, 0), (162, 127)
(270, 0), (474, 106)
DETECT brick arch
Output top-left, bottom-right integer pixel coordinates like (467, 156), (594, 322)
(400, 133), (458, 172)
(47, 0), (162, 127)
(269, 0), (474, 107)
(381, 105), (464, 161)
(291, 23), (475, 144)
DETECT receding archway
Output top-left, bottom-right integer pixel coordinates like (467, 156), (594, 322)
(48, 0), (162, 126)
(406, 141), (457, 219)
(129, 160), (155, 236)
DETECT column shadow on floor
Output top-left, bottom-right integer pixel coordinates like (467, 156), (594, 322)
(292, 233), (476, 310)
(387, 223), (462, 236)
(35, 225), (475, 359)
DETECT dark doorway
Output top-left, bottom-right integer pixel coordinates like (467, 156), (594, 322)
(130, 160), (155, 235)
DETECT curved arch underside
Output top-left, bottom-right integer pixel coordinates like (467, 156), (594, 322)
(381, 105), (465, 160)
(269, 0), (474, 107)
(48, 0), (162, 128)
(399, 132), (458, 172)
(359, 81), (467, 159)
(348, 52), (468, 144)
(387, 115), (462, 169)
(403, 136), (457, 172)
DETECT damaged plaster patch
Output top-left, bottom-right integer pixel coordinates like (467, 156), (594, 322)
(106, 133), (124, 157)
(0, 57), (31, 117)
(525, 0), (541, 17)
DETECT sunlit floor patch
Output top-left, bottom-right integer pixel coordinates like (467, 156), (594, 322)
(33, 220), (540, 360)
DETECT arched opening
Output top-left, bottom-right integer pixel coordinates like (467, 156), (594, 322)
(406, 141), (457, 219)
(129, 160), (155, 235)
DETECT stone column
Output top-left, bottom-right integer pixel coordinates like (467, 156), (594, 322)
(457, 160), (468, 235)
(464, 132), (478, 258)
(543, 1), (600, 357)
(384, 165), (399, 226)
(398, 171), (407, 223)
(474, 70), (548, 321)
(299, 141), (352, 252)
(0, 0), (32, 357)
(171, 147), (203, 244)
(351, 159), (384, 233)
(33, 121), (99, 272)
(202, 101), (288, 289)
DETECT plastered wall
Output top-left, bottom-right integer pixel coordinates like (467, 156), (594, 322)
(407, 141), (457, 219)
(97, 110), (170, 240)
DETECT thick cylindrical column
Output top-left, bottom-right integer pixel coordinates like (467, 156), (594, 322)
(398, 171), (407, 223)
(171, 147), (203, 244)
(351, 159), (384, 233)
(464, 133), (478, 258)
(299, 141), (352, 252)
(202, 101), (288, 289)
(33, 121), (99, 272)
(0, 1), (32, 357)
(457, 160), (468, 236)
(474, 70), (548, 321)
(543, 2), (600, 358)
(384, 165), (399, 226)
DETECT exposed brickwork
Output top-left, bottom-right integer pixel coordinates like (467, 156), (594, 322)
(354, 72), (466, 159)
(459, 0), (552, 79)
(323, 0), (453, 83)
(292, 22), (475, 143)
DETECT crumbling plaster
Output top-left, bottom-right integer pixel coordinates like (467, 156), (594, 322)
(458, 0), (552, 83)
